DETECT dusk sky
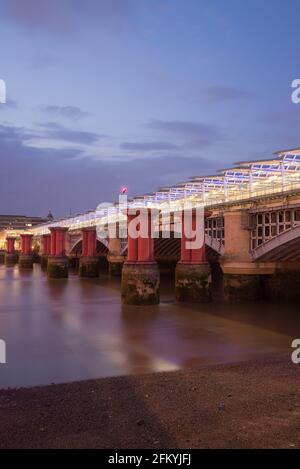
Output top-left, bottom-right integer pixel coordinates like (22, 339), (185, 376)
(1, 0), (300, 217)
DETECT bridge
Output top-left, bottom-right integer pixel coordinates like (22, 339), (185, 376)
(2, 147), (300, 304)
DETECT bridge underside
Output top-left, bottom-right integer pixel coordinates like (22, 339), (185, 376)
(255, 237), (300, 262)
(69, 237), (220, 263)
(70, 240), (108, 257)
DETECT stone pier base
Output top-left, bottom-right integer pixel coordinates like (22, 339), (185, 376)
(223, 273), (262, 301)
(32, 252), (40, 264)
(18, 254), (34, 270)
(5, 252), (19, 266)
(266, 264), (300, 302)
(40, 255), (48, 270)
(121, 262), (160, 305)
(0, 251), (5, 264)
(47, 256), (68, 279)
(107, 253), (124, 277)
(175, 262), (211, 303)
(109, 261), (124, 277)
(79, 256), (99, 278)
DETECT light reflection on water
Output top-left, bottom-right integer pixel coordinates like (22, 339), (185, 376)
(0, 264), (296, 388)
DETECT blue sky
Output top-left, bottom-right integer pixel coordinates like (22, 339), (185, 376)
(0, 0), (300, 216)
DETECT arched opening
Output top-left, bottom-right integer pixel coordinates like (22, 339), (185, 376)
(69, 239), (109, 271)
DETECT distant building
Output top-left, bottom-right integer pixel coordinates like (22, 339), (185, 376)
(0, 213), (54, 250)
(0, 214), (51, 231)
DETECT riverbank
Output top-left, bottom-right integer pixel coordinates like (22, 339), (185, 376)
(0, 355), (299, 448)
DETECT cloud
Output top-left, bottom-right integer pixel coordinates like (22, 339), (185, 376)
(120, 141), (178, 151)
(36, 121), (107, 144)
(1, 0), (136, 34)
(0, 98), (18, 110)
(147, 119), (226, 147)
(264, 107), (300, 125)
(29, 53), (60, 69)
(199, 86), (249, 103)
(40, 105), (91, 121)
(0, 122), (218, 217)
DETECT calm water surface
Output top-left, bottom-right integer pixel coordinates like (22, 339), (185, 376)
(0, 264), (297, 388)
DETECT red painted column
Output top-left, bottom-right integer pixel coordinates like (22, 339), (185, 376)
(87, 229), (96, 257)
(49, 227), (68, 257)
(50, 229), (56, 256)
(20, 234), (33, 255)
(190, 210), (206, 264)
(180, 210), (192, 263)
(82, 230), (88, 257)
(6, 237), (16, 254)
(180, 209), (210, 264)
(81, 228), (96, 257)
(41, 234), (51, 255)
(46, 235), (51, 255)
(126, 213), (138, 262)
(138, 209), (154, 263)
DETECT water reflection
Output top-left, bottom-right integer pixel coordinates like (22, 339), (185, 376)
(0, 264), (294, 388)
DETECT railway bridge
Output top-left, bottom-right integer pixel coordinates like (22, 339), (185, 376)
(2, 147), (300, 304)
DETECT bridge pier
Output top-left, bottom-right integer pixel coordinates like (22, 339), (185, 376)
(0, 250), (5, 263)
(47, 227), (69, 279)
(19, 234), (33, 269)
(79, 228), (99, 278)
(41, 234), (51, 269)
(175, 209), (211, 303)
(107, 238), (125, 276)
(221, 210), (274, 301)
(5, 237), (18, 265)
(122, 210), (159, 305)
(266, 262), (300, 302)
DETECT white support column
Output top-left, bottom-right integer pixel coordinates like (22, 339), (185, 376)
(281, 161), (286, 190)
(202, 183), (206, 204)
(249, 166), (253, 196)
(224, 177), (228, 202)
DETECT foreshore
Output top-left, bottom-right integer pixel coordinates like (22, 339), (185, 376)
(0, 354), (299, 449)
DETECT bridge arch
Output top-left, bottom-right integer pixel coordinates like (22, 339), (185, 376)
(252, 224), (300, 261)
(69, 238), (109, 256)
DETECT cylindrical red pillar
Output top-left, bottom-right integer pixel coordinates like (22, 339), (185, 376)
(81, 230), (88, 257)
(46, 235), (51, 255)
(122, 208), (159, 305)
(50, 229), (56, 256)
(47, 228), (68, 278)
(127, 213), (138, 262)
(180, 210), (191, 263)
(87, 229), (96, 257)
(180, 209), (210, 264)
(79, 228), (98, 278)
(175, 209), (211, 303)
(190, 210), (206, 264)
(41, 234), (51, 256)
(81, 228), (96, 257)
(20, 234), (33, 255)
(138, 210), (154, 263)
(49, 227), (68, 257)
(6, 237), (16, 254)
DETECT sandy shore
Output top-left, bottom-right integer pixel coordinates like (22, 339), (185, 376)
(0, 355), (299, 449)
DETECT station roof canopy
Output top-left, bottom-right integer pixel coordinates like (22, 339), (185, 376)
(135, 147), (300, 207)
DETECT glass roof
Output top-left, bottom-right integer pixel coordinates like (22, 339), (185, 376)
(32, 148), (300, 234)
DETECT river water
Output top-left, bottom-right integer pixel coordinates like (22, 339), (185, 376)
(0, 264), (296, 388)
